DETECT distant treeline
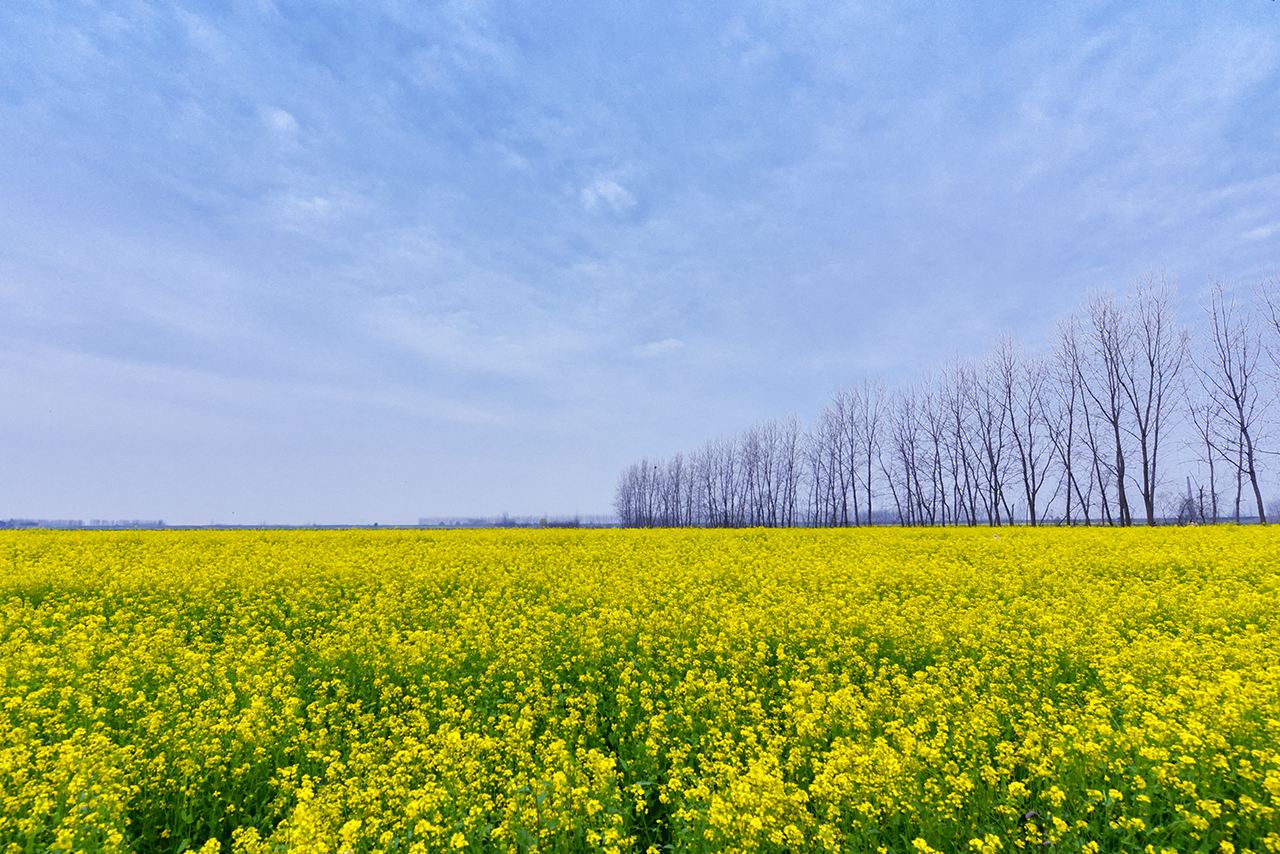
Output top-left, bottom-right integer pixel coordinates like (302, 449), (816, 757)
(1, 519), (166, 529)
(616, 277), (1280, 528)
(418, 515), (617, 529)
(1, 518), (618, 531)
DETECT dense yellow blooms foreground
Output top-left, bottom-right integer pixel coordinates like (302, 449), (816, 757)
(2, 528), (1279, 852)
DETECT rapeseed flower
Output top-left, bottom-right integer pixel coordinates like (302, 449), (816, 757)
(0, 527), (1277, 851)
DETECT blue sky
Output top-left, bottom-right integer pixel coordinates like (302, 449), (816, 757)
(2, 1), (1278, 523)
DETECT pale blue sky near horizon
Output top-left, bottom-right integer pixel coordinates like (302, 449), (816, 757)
(2, 1), (1278, 523)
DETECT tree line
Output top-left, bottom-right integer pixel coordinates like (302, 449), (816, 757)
(615, 278), (1280, 527)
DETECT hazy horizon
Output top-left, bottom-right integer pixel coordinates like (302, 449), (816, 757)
(3, 3), (1279, 524)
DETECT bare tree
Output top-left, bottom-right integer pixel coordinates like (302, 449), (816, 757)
(1194, 283), (1268, 524)
(1183, 380), (1221, 524)
(616, 277), (1276, 530)
(835, 388), (863, 525)
(816, 393), (854, 525)
(920, 378), (951, 525)
(940, 362), (980, 525)
(970, 350), (1013, 525)
(1049, 317), (1093, 524)
(1116, 278), (1188, 524)
(853, 380), (885, 525)
(805, 410), (838, 525)
(883, 388), (924, 525)
(996, 338), (1053, 525)
(1082, 293), (1134, 525)
(1262, 276), (1280, 380)
(666, 453), (686, 526)
(614, 464), (638, 526)
(740, 426), (765, 526)
(615, 458), (662, 527)
(777, 416), (803, 526)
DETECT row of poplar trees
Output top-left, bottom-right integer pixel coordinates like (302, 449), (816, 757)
(615, 277), (1280, 527)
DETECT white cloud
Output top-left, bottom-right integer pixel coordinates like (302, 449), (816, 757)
(580, 178), (636, 215)
(263, 106), (298, 135)
(282, 194), (333, 217)
(364, 298), (588, 379)
(1243, 222), (1280, 242)
(632, 337), (685, 358)
(175, 10), (230, 60)
(260, 188), (368, 234)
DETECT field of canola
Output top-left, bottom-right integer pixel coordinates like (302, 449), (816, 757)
(1, 528), (1279, 853)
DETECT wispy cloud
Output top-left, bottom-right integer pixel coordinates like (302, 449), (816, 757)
(631, 337), (684, 358)
(363, 296), (591, 380)
(262, 106), (298, 135)
(580, 178), (636, 216)
(262, 191), (357, 233)
(1243, 223), (1280, 242)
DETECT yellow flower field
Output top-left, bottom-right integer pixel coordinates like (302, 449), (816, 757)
(1, 528), (1278, 853)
